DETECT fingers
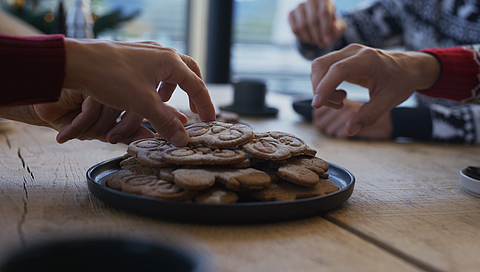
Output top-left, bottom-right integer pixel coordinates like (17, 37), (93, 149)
(56, 97), (103, 143)
(345, 98), (392, 136)
(289, 0), (342, 48)
(158, 82), (177, 102)
(311, 44), (373, 108)
(148, 113), (189, 147)
(289, 4), (313, 43)
(304, 0), (323, 47)
(169, 54), (216, 122)
(317, 0), (334, 46)
(106, 111), (153, 144)
(313, 107), (348, 138)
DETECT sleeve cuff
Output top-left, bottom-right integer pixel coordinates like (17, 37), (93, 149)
(391, 107), (432, 141)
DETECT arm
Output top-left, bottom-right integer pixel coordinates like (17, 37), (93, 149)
(0, 33), (64, 106)
(0, 34), (216, 146)
(310, 44), (441, 136)
(419, 46), (480, 104)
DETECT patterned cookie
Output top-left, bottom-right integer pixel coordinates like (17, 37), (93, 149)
(172, 168), (216, 190)
(186, 121), (254, 148)
(116, 170), (194, 201)
(168, 167), (271, 192)
(106, 168), (136, 190)
(127, 137), (173, 167)
(127, 137), (171, 156)
(139, 179), (197, 201)
(241, 131), (308, 161)
(119, 156), (137, 166)
(251, 179), (339, 202)
(161, 146), (246, 165)
(194, 187), (239, 204)
(277, 156), (329, 187)
(159, 167), (176, 182)
(209, 167), (271, 191)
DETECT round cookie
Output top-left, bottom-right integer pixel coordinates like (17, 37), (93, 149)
(186, 121), (254, 148)
(241, 131), (308, 161)
(139, 179), (196, 201)
(172, 168), (216, 190)
(127, 137), (174, 167)
(161, 146), (246, 165)
(251, 179), (339, 202)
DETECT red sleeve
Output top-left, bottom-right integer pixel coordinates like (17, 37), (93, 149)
(0, 33), (65, 107)
(418, 46), (480, 103)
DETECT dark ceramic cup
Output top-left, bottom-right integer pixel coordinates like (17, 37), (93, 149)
(220, 79), (278, 117)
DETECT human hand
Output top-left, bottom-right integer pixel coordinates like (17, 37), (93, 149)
(312, 99), (392, 139)
(63, 39), (216, 146)
(33, 89), (163, 144)
(289, 0), (346, 48)
(310, 44), (440, 136)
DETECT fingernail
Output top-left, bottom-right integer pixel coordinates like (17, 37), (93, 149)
(312, 94), (320, 108)
(349, 124), (362, 136)
(110, 135), (122, 144)
(170, 130), (188, 147)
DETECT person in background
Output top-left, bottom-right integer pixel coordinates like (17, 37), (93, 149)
(309, 43), (480, 136)
(0, 8), (215, 147)
(289, 0), (480, 144)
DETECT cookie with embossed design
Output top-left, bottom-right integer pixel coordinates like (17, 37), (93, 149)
(241, 131), (308, 161)
(127, 137), (174, 167)
(106, 168), (136, 190)
(161, 146), (246, 165)
(169, 167), (271, 192)
(185, 121), (253, 148)
(138, 178), (197, 201)
(127, 137), (171, 156)
(277, 156), (329, 187)
(251, 179), (339, 202)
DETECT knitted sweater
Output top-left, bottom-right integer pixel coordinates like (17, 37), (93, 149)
(298, 0), (480, 144)
(0, 33), (65, 107)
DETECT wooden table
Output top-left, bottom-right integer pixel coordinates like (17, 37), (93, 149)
(0, 84), (479, 271)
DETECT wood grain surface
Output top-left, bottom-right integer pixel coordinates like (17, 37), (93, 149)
(0, 84), (479, 272)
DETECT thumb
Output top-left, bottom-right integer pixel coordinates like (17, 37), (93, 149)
(345, 100), (390, 136)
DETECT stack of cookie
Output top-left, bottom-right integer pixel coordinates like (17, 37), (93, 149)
(106, 121), (339, 204)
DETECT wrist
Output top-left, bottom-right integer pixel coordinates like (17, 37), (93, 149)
(408, 51), (441, 90)
(63, 38), (100, 92)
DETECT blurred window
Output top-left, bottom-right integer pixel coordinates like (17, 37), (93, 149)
(93, 0), (188, 53)
(231, 0), (366, 95)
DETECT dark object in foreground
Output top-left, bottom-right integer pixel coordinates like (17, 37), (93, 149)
(0, 238), (209, 272)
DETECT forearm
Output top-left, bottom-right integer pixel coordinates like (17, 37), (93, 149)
(0, 105), (50, 127)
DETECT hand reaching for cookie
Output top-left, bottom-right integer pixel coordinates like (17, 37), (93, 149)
(310, 44), (441, 136)
(63, 38), (216, 146)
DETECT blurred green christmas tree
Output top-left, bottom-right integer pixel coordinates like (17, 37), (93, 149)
(0, 0), (140, 37)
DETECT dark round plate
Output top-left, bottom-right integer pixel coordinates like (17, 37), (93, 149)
(86, 157), (355, 224)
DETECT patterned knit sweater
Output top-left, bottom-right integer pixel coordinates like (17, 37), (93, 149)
(298, 0), (480, 144)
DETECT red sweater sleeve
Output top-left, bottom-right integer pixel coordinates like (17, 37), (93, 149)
(0, 33), (65, 107)
(418, 46), (480, 103)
